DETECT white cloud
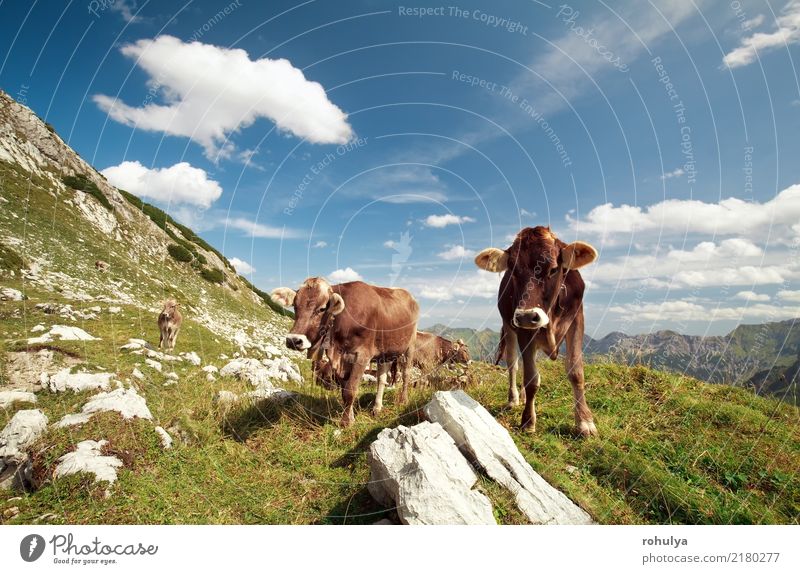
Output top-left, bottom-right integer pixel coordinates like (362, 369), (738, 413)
(110, 0), (141, 23)
(659, 167), (684, 180)
(569, 184), (800, 242)
(313, 241), (327, 248)
(777, 290), (800, 302)
(383, 240), (396, 248)
(348, 166), (449, 204)
(93, 35), (352, 159)
(101, 160), (222, 208)
(328, 267), (362, 283)
(733, 290), (770, 302)
(438, 245), (476, 260)
(416, 270), (500, 301)
(666, 238), (762, 261)
(743, 14), (766, 29)
(424, 214), (476, 228)
(226, 217), (294, 239)
(609, 300), (800, 322)
(229, 257), (255, 275)
(723, 1), (800, 68)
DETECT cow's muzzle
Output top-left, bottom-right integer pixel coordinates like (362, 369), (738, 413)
(512, 307), (550, 329)
(285, 334), (311, 351)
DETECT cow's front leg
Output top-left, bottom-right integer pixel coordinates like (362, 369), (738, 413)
(518, 332), (540, 432)
(371, 361), (392, 416)
(565, 311), (597, 437)
(398, 353), (411, 404)
(340, 357), (367, 427)
(504, 325), (522, 407)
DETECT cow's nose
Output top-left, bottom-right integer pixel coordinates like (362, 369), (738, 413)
(513, 307), (550, 329)
(285, 334), (310, 350)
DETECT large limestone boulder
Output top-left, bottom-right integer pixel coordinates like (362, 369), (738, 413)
(425, 390), (593, 525)
(367, 421), (496, 525)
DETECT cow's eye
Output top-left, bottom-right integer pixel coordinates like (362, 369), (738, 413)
(317, 306), (326, 314)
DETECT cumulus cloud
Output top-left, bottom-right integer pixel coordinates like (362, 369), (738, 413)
(438, 245), (476, 260)
(733, 290), (770, 302)
(225, 217), (296, 239)
(329, 267), (362, 282)
(777, 289), (800, 302)
(417, 270), (500, 301)
(313, 241), (327, 248)
(424, 214), (476, 228)
(723, 1), (800, 68)
(93, 35), (352, 159)
(101, 160), (222, 208)
(229, 257), (255, 275)
(569, 184), (800, 241)
(666, 238), (762, 261)
(609, 300), (800, 322)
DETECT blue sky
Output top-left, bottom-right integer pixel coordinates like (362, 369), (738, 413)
(2, 0), (800, 337)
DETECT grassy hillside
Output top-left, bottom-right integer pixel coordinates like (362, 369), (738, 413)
(1, 290), (797, 524)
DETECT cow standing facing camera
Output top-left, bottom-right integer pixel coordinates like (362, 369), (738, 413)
(475, 226), (599, 437)
(271, 278), (419, 427)
(158, 299), (182, 351)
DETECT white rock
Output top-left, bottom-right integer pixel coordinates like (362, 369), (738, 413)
(144, 358), (162, 372)
(46, 368), (114, 393)
(201, 365), (219, 374)
(425, 391), (593, 525)
(154, 426), (172, 449)
(0, 287), (25, 301)
(367, 421), (496, 525)
(27, 324), (98, 344)
(31, 324), (46, 333)
(165, 372), (179, 381)
(362, 374), (377, 383)
(181, 351), (201, 366)
(0, 409), (49, 461)
(0, 390), (37, 409)
(108, 306), (122, 314)
(213, 390), (239, 407)
(55, 413), (93, 427)
(206, 374), (216, 382)
(54, 440), (123, 484)
(131, 368), (144, 380)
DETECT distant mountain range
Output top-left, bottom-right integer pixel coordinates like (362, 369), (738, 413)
(425, 319), (800, 404)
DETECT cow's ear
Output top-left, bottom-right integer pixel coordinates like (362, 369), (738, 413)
(270, 287), (296, 307)
(561, 241), (598, 270)
(329, 293), (346, 315)
(474, 248), (508, 272)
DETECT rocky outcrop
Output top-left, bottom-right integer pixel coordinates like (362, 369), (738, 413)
(425, 391), (593, 525)
(367, 421), (496, 525)
(45, 368), (114, 393)
(0, 390), (37, 408)
(54, 440), (123, 485)
(0, 409), (48, 489)
(56, 387), (153, 427)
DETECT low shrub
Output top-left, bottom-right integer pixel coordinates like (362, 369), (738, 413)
(62, 174), (112, 211)
(167, 243), (193, 263)
(200, 266), (224, 284)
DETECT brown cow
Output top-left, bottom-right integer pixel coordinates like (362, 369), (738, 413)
(158, 299), (182, 351)
(413, 332), (471, 370)
(271, 278), (419, 427)
(474, 226), (599, 437)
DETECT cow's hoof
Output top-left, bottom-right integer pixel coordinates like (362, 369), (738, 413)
(340, 414), (355, 428)
(506, 400), (519, 409)
(576, 420), (598, 438)
(520, 419), (536, 433)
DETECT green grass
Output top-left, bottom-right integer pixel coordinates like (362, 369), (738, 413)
(0, 242), (23, 272)
(167, 243), (193, 263)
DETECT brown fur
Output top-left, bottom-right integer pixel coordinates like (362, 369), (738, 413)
(476, 226), (598, 437)
(158, 299), (182, 351)
(277, 278), (419, 427)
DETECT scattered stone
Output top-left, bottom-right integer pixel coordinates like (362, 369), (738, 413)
(54, 440), (123, 484)
(425, 391), (593, 525)
(220, 357), (301, 387)
(144, 358), (162, 372)
(202, 365), (219, 374)
(181, 351), (201, 366)
(0, 390), (37, 409)
(4, 350), (81, 392)
(31, 324), (46, 332)
(0, 287), (25, 301)
(566, 465), (579, 475)
(27, 324), (98, 344)
(205, 374), (216, 382)
(3, 506), (19, 519)
(131, 368), (144, 381)
(56, 387), (152, 427)
(367, 421), (496, 525)
(108, 306), (121, 314)
(45, 368), (114, 393)
(154, 426), (172, 449)
(165, 372), (179, 381)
